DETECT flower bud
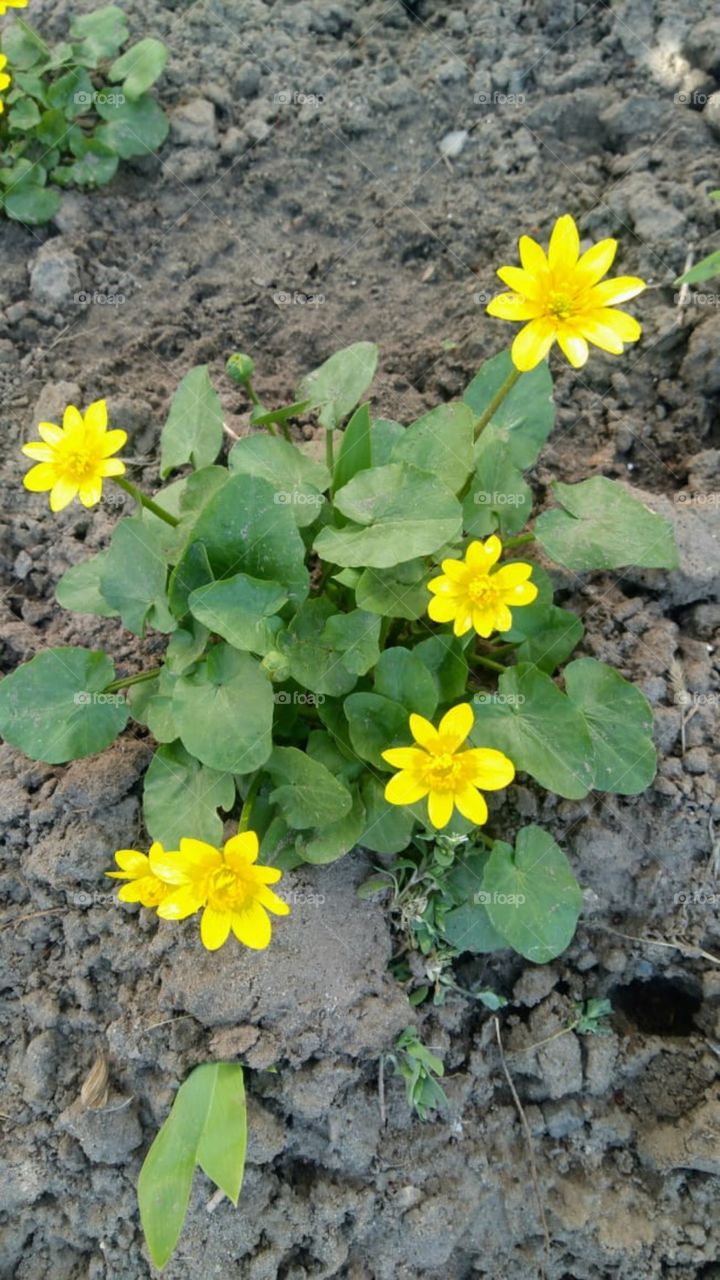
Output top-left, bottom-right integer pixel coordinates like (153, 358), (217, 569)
(261, 650), (291, 682)
(225, 352), (255, 385)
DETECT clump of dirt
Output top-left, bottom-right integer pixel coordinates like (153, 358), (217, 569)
(1, 0), (719, 1277)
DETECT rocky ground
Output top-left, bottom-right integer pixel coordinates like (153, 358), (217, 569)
(1, 0), (720, 1277)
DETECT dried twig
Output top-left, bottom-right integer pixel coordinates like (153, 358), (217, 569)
(590, 923), (720, 966)
(494, 1018), (550, 1278)
(81, 1053), (110, 1110)
(676, 246), (695, 314)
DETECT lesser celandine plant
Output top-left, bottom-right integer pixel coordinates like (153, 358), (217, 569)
(1, 214), (679, 974)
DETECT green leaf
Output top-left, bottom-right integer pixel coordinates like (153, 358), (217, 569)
(172, 645), (274, 773)
(143, 742), (235, 848)
(463, 436), (532, 537)
(359, 775), (417, 854)
(227, 434), (328, 528)
(513, 605), (584, 674)
(391, 402), (475, 493)
(7, 97), (41, 130)
(676, 250), (720, 286)
(46, 67), (95, 119)
(138, 1062), (246, 1272)
(316, 463), (462, 568)
(374, 647), (437, 717)
(443, 902), (507, 953)
(249, 399), (310, 429)
(70, 5), (129, 59)
(36, 106), (69, 146)
(470, 664), (594, 800)
(178, 465), (229, 520)
(109, 37), (168, 100)
(355, 559), (429, 620)
(464, 350), (554, 468)
(67, 136), (119, 187)
(321, 609), (381, 677)
(188, 574), (287, 655)
(168, 540), (214, 619)
(1, 21), (49, 70)
(0, 648), (128, 763)
(143, 670), (180, 744)
(164, 619), (209, 675)
(371, 417), (404, 465)
(344, 691), (409, 769)
(333, 402), (372, 492)
(267, 746), (353, 829)
(483, 827), (582, 963)
(95, 92), (169, 158)
(296, 789), (366, 864)
(535, 477), (679, 571)
(3, 184), (61, 225)
(55, 553), (118, 617)
(296, 341), (378, 429)
(181, 474), (309, 606)
(564, 657), (656, 794)
(280, 598), (358, 697)
(160, 366), (223, 479)
(100, 514), (174, 636)
(13, 71), (49, 102)
(414, 635), (468, 702)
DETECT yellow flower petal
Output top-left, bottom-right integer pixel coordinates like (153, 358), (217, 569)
(508, 580), (538, 605)
(439, 558), (467, 581)
(21, 442), (55, 462)
(491, 562), (533, 590)
(201, 906), (232, 950)
(437, 703), (473, 750)
(50, 478), (79, 511)
(557, 330), (589, 367)
(385, 770), (429, 805)
(178, 837), (223, 870)
(548, 214), (580, 272)
(83, 399), (108, 433)
(254, 885), (291, 916)
(512, 318), (557, 371)
(519, 234), (548, 275)
(427, 789), (454, 829)
(466, 536), (502, 569)
(496, 266), (543, 301)
(224, 831), (260, 867)
(587, 307), (641, 342)
(574, 237), (617, 286)
(577, 316), (625, 355)
(78, 477), (103, 507)
(23, 462), (56, 492)
(454, 785), (488, 826)
(232, 902), (272, 949)
(409, 713), (440, 751)
(486, 292), (541, 321)
(148, 847), (188, 884)
(100, 458), (126, 477)
(99, 428), (127, 457)
(466, 748), (515, 790)
(471, 607), (496, 638)
(62, 405), (84, 432)
(112, 849), (151, 875)
(587, 276), (645, 307)
(493, 603), (513, 631)
(157, 884), (204, 919)
(38, 422), (63, 445)
(453, 611), (473, 637)
(428, 595), (461, 624)
(382, 747), (427, 770)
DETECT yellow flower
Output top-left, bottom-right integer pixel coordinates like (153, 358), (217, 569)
(382, 703), (515, 829)
(151, 832), (290, 952)
(0, 54), (11, 114)
(21, 400), (127, 512)
(486, 213), (646, 371)
(0, 0), (29, 13)
(107, 844), (172, 908)
(428, 534), (537, 638)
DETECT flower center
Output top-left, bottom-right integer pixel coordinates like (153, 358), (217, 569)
(467, 574), (498, 606)
(207, 867), (248, 913)
(422, 751), (465, 792)
(59, 444), (101, 483)
(547, 290), (574, 320)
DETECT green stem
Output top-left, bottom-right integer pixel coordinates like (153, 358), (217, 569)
(104, 668), (162, 694)
(470, 654), (508, 674)
(238, 773), (263, 832)
(503, 532), (536, 550)
(473, 365), (521, 440)
(16, 17), (51, 56)
(326, 429), (335, 481)
(111, 476), (179, 527)
(245, 379), (261, 407)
